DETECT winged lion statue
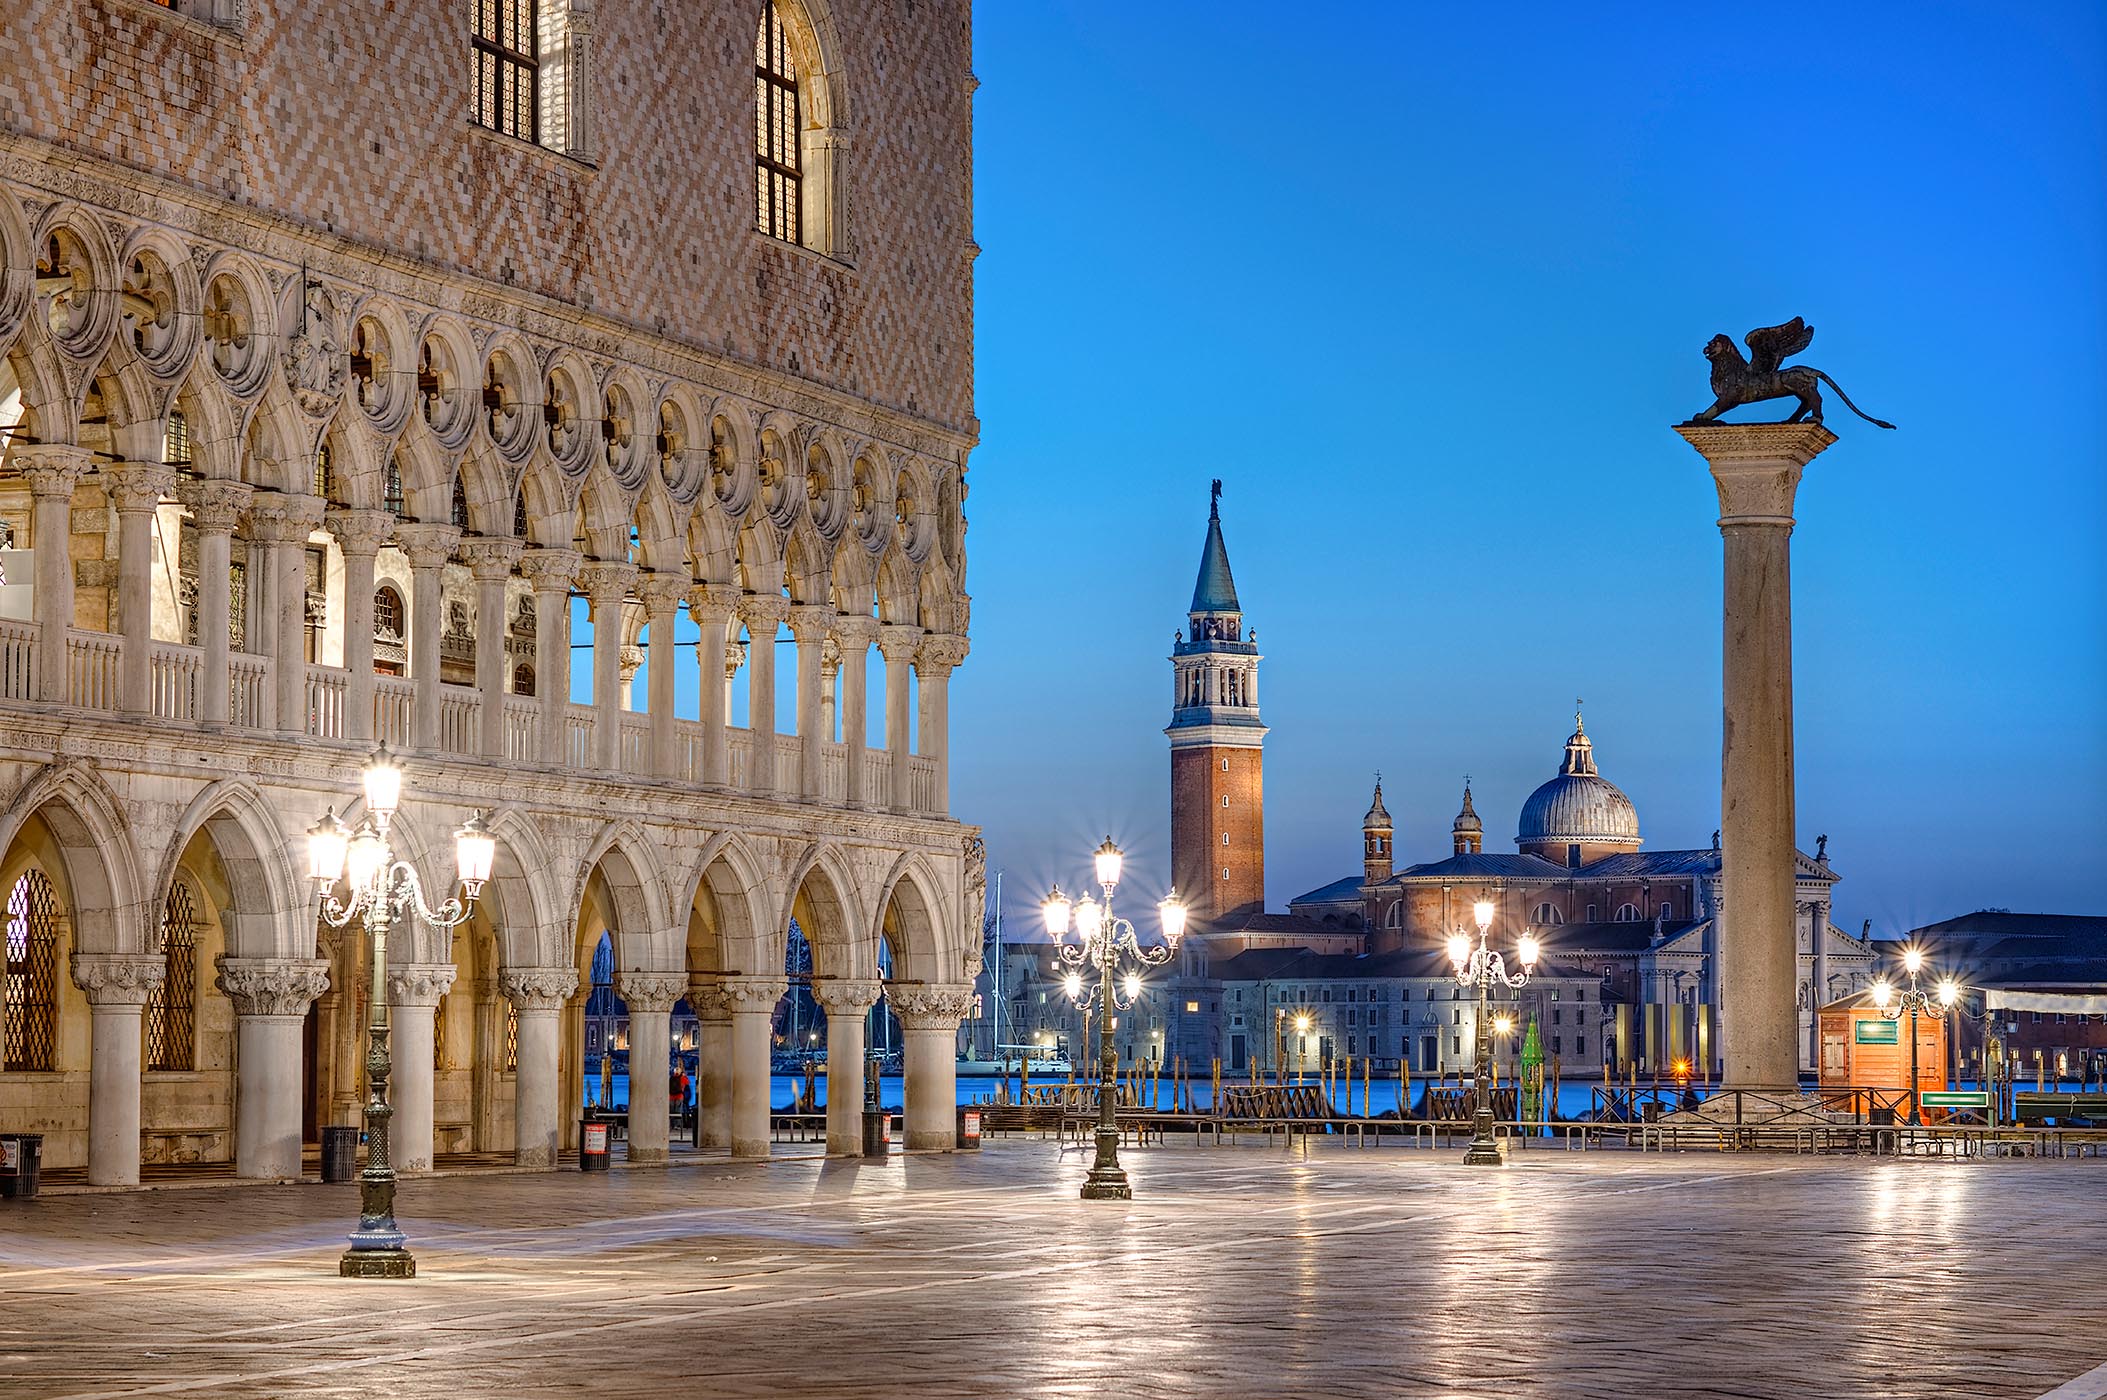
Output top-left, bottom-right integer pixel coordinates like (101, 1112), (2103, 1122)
(1685, 318), (1895, 430)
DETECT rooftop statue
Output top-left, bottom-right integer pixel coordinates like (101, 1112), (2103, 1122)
(1685, 318), (1895, 430)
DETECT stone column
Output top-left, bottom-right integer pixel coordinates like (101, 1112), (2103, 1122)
(394, 523), (461, 752)
(458, 539), (523, 761)
(834, 616), (879, 808)
(1810, 896), (1830, 1071)
(914, 633), (968, 818)
(71, 954), (166, 1187)
(877, 624), (922, 814)
(17, 445), (86, 704)
(217, 956), (331, 1179)
(1676, 422), (1835, 1089)
(688, 981), (733, 1149)
(385, 963), (457, 1173)
(737, 595), (789, 796)
(787, 604), (832, 801)
(103, 465), (176, 715)
(820, 636), (841, 741)
(500, 967), (578, 1168)
(722, 974), (786, 1158)
(686, 585), (737, 789)
(813, 979), (882, 1156)
(517, 548), (579, 765)
(893, 986), (974, 1151)
(615, 971), (687, 1162)
(328, 509), (393, 741)
(245, 492), (326, 735)
(177, 481), (252, 728)
(578, 560), (638, 774)
(637, 574), (689, 780)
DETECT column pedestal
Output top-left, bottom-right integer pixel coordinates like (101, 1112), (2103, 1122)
(501, 968), (578, 1168)
(72, 955), (166, 1187)
(814, 979), (882, 1156)
(217, 957), (331, 1179)
(893, 986), (975, 1151)
(723, 975), (786, 1158)
(386, 964), (457, 1173)
(1676, 422), (1835, 1089)
(615, 972), (687, 1162)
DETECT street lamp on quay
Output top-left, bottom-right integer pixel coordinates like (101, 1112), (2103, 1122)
(305, 746), (494, 1279)
(1446, 898), (1539, 1166)
(1870, 946), (1960, 1126)
(1042, 837), (1187, 1201)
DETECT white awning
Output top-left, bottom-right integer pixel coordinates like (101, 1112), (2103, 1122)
(1983, 988), (2107, 1015)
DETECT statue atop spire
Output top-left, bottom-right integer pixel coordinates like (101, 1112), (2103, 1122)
(1210, 478), (1222, 518)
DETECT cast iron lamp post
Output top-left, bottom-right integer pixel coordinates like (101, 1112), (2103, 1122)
(1041, 838), (1186, 1201)
(306, 746), (495, 1278)
(1869, 946), (1960, 1127)
(1447, 898), (1538, 1166)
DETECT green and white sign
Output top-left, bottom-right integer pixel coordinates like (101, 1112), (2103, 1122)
(1920, 1090), (1990, 1109)
(1854, 1019), (1900, 1045)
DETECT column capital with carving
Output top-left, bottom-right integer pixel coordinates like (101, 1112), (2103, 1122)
(914, 632), (970, 677)
(718, 974), (789, 1008)
(812, 978), (884, 1015)
(635, 570), (691, 618)
(326, 507), (395, 557)
(101, 464), (178, 515)
(685, 582), (740, 627)
(458, 536), (525, 582)
(72, 953), (167, 1008)
(393, 521), (462, 570)
(215, 956), (332, 1018)
(736, 592), (791, 635)
(889, 984), (976, 1031)
(576, 558), (639, 607)
(387, 962), (459, 1009)
(830, 613), (881, 651)
(1673, 422), (1836, 527)
(499, 966), (581, 1011)
(12, 443), (91, 497)
(243, 491), (327, 543)
(177, 478), (253, 532)
(687, 979), (733, 1021)
(517, 546), (582, 593)
(785, 603), (836, 643)
(876, 622), (925, 664)
(615, 969), (689, 1013)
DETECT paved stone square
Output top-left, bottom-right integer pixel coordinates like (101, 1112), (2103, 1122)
(1, 1143), (2102, 1399)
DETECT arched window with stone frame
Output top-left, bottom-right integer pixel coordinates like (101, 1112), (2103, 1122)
(1614, 903), (1642, 922)
(1533, 902), (1564, 926)
(3, 868), (61, 1072)
(754, 1), (847, 257)
(147, 879), (200, 1073)
(469, 1), (596, 158)
(511, 661), (536, 697)
(373, 584), (408, 676)
(383, 458), (406, 520)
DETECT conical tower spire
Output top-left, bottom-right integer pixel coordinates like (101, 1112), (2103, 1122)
(1189, 479), (1241, 618)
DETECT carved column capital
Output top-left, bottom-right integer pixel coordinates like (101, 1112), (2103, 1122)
(785, 603), (835, 644)
(876, 622), (925, 664)
(458, 536), (524, 582)
(576, 559), (638, 609)
(914, 632), (969, 677)
(177, 478), (253, 532)
(12, 443), (90, 497)
(387, 962), (459, 1009)
(812, 978), (884, 1015)
(718, 974), (788, 1009)
(243, 491), (327, 544)
(889, 984), (976, 1031)
(215, 956), (332, 1018)
(499, 966), (581, 1011)
(517, 546), (582, 594)
(102, 464), (177, 515)
(687, 979), (734, 1021)
(394, 521), (462, 571)
(830, 613), (881, 651)
(615, 970), (688, 1013)
(71, 953), (167, 1007)
(736, 592), (791, 635)
(1674, 422), (1836, 526)
(326, 507), (395, 557)
(684, 582), (740, 627)
(635, 571), (691, 618)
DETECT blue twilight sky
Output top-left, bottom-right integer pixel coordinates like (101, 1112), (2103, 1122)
(943, 2), (2107, 940)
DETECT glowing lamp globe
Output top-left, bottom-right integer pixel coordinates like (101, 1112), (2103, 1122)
(1074, 896), (1103, 942)
(1903, 946), (1925, 975)
(1447, 933), (1471, 968)
(1871, 980), (1894, 1011)
(1093, 837), (1124, 890)
(1041, 886), (1071, 938)
(1063, 972), (1084, 1002)
(1158, 888), (1188, 944)
(1518, 933), (1540, 968)
(1472, 900), (1495, 933)
(1937, 978), (1960, 1007)
(454, 811), (495, 898)
(345, 818), (387, 894)
(1123, 973), (1141, 1001)
(307, 809), (349, 887)
(1494, 1015), (1514, 1036)
(361, 745), (403, 825)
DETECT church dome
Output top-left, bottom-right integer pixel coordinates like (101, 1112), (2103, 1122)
(1516, 710), (1640, 851)
(1452, 782), (1482, 837)
(1363, 777), (1391, 830)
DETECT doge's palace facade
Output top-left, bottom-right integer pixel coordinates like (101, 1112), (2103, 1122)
(0, 0), (981, 1183)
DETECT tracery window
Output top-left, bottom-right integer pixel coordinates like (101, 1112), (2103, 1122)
(384, 459), (406, 519)
(1614, 903), (1642, 922)
(147, 882), (199, 1072)
(755, 4), (802, 243)
(3, 869), (60, 1072)
(473, 0), (541, 144)
(1533, 902), (1565, 926)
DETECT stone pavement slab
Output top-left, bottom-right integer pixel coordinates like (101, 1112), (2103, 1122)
(0, 1142), (2101, 1399)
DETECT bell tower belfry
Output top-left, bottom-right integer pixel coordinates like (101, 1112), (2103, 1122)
(1167, 482), (1267, 921)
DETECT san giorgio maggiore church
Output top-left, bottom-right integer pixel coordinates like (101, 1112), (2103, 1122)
(0, 0), (988, 1184)
(990, 491), (1877, 1083)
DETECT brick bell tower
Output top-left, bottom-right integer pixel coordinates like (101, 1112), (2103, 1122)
(1167, 481), (1267, 921)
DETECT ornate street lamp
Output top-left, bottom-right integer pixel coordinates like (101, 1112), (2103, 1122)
(1869, 946), (1960, 1127)
(306, 746), (493, 1279)
(1041, 837), (1186, 1201)
(1446, 898), (1538, 1165)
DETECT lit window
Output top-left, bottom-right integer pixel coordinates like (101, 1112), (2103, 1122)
(755, 4), (802, 242)
(147, 882), (199, 1072)
(1185, 1001), (1200, 1014)
(3, 870), (59, 1072)
(473, 0), (541, 144)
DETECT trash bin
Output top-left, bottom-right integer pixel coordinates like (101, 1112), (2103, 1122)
(320, 1125), (360, 1183)
(580, 1116), (612, 1172)
(1, 1134), (42, 1200)
(862, 1107), (889, 1158)
(955, 1106), (982, 1151)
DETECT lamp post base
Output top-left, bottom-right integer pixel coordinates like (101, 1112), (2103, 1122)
(1462, 1109), (1504, 1166)
(340, 1248), (416, 1279)
(1081, 1128), (1131, 1200)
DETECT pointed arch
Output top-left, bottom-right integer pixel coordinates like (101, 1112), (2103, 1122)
(871, 849), (952, 985)
(0, 761), (145, 957)
(681, 831), (771, 979)
(149, 779), (304, 962)
(573, 819), (676, 971)
(780, 839), (865, 980)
